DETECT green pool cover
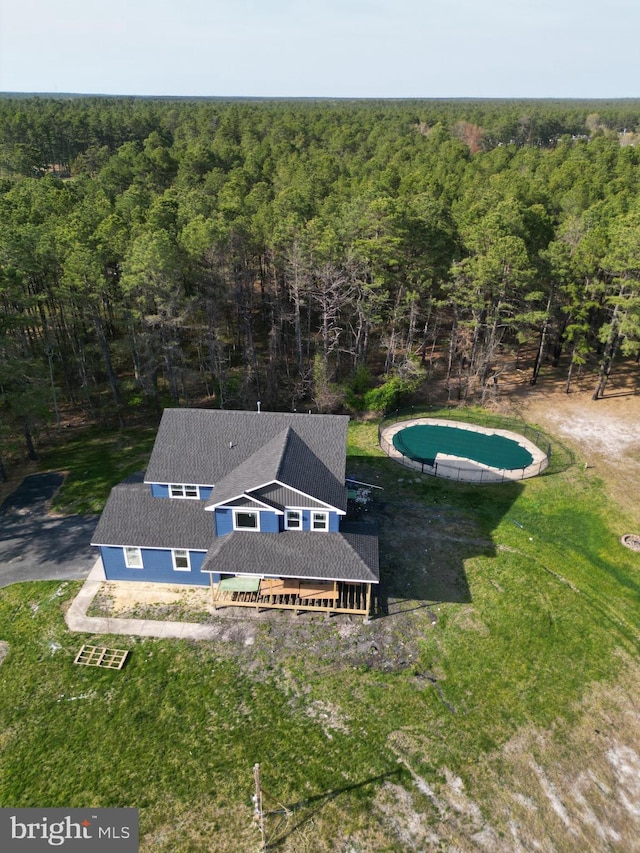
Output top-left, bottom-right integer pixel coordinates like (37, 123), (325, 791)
(392, 424), (534, 470)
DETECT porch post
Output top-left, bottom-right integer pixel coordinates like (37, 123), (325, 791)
(364, 583), (373, 622)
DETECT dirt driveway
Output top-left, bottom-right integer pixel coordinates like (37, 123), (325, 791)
(0, 473), (97, 587)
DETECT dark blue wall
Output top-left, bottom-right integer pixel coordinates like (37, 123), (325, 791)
(199, 486), (214, 500)
(100, 546), (210, 586)
(260, 511), (279, 532)
(215, 508), (233, 536)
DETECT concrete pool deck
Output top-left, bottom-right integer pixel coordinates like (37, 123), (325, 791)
(380, 418), (549, 483)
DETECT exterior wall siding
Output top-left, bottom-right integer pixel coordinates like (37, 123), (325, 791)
(100, 546), (210, 586)
(199, 486), (214, 500)
(260, 511), (279, 533)
(215, 508), (233, 536)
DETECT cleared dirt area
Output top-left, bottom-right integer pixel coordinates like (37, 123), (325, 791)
(91, 581), (214, 617)
(514, 386), (640, 527)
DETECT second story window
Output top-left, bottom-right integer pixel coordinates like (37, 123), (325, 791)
(170, 484), (199, 499)
(233, 509), (260, 531)
(311, 511), (329, 531)
(285, 510), (302, 530)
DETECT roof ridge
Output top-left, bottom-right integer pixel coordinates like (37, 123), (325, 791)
(274, 425), (296, 481)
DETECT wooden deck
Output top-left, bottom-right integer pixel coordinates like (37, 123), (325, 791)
(212, 579), (373, 617)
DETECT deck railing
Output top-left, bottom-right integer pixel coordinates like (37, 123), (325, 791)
(213, 581), (372, 617)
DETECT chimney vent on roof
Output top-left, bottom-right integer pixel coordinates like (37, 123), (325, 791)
(257, 401), (261, 413)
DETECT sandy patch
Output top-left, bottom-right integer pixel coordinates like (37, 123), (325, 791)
(515, 389), (640, 524)
(105, 581), (212, 611)
(538, 398), (640, 462)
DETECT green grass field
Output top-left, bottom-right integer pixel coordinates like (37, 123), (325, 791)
(1, 414), (639, 850)
(40, 424), (157, 514)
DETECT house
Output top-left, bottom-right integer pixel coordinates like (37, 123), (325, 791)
(92, 409), (379, 618)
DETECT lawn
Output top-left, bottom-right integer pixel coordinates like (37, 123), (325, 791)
(38, 424), (157, 514)
(0, 414), (639, 850)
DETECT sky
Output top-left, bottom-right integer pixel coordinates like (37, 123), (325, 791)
(0, 0), (638, 99)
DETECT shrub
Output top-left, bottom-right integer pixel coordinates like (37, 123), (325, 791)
(363, 375), (418, 412)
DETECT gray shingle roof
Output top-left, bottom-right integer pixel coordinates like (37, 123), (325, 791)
(252, 483), (327, 511)
(91, 483), (216, 550)
(205, 425), (347, 512)
(275, 428), (347, 510)
(93, 409), (380, 584)
(145, 409), (349, 487)
(200, 529), (379, 584)
(203, 428), (292, 508)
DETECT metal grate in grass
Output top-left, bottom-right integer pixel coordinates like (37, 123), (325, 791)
(74, 644), (129, 670)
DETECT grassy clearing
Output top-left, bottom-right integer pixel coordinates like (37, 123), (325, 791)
(37, 425), (157, 514)
(0, 414), (639, 849)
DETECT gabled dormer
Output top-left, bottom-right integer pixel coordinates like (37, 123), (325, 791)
(204, 426), (346, 536)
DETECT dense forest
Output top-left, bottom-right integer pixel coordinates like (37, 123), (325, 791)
(2, 96), (640, 468)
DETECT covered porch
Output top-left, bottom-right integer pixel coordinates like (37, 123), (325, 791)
(202, 524), (379, 621)
(210, 575), (374, 618)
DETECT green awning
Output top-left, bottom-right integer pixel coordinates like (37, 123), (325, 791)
(218, 576), (261, 592)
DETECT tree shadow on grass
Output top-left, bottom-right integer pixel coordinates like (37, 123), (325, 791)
(347, 457), (524, 616)
(265, 768), (408, 849)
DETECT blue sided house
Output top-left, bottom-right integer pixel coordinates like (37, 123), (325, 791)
(92, 409), (379, 618)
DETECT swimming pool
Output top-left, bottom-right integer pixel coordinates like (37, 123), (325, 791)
(380, 418), (548, 483)
(392, 423), (534, 469)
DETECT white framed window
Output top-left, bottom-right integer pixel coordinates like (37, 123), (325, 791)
(172, 549), (191, 571)
(233, 509), (260, 531)
(124, 546), (143, 569)
(170, 484), (199, 499)
(285, 509), (302, 530)
(311, 511), (329, 531)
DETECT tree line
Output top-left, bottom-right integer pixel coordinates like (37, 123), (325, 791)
(1, 96), (640, 468)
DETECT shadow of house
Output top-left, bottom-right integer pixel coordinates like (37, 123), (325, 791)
(345, 457), (524, 617)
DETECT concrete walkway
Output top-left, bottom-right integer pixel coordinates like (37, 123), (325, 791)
(65, 559), (255, 642)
